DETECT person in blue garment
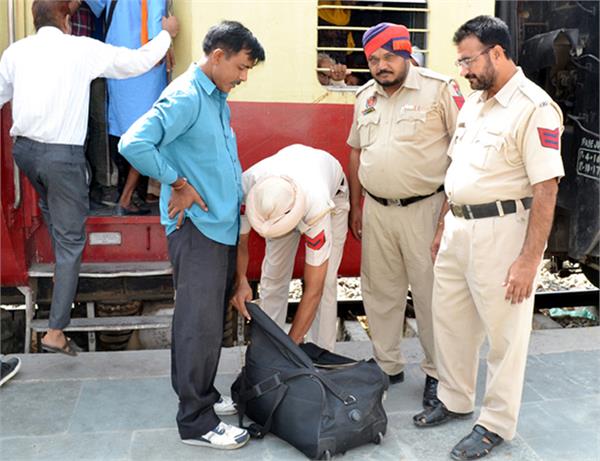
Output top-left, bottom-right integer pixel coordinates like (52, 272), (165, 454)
(88, 0), (176, 214)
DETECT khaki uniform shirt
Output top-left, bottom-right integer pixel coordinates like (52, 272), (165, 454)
(445, 68), (565, 205)
(347, 64), (462, 198)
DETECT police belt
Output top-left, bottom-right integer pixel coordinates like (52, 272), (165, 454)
(450, 197), (533, 220)
(367, 185), (444, 207)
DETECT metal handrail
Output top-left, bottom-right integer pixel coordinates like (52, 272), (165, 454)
(7, 0), (21, 210)
(318, 5), (429, 13)
(318, 26), (429, 33)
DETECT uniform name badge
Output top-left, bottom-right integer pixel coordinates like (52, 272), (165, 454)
(362, 95), (377, 115)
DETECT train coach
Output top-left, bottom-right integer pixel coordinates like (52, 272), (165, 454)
(0, 1), (597, 352)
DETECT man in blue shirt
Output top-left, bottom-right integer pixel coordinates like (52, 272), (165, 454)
(119, 21), (264, 451)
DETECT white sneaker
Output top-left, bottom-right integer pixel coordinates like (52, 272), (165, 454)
(182, 421), (249, 450)
(0, 357), (21, 387)
(214, 395), (237, 416)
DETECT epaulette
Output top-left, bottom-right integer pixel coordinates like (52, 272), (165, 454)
(517, 81), (549, 107)
(417, 67), (452, 83)
(355, 79), (376, 96)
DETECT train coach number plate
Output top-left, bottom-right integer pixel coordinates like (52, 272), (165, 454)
(576, 143), (600, 181)
(89, 232), (122, 245)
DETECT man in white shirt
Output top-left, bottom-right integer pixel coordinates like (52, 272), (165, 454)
(0, 0), (177, 355)
(231, 144), (349, 351)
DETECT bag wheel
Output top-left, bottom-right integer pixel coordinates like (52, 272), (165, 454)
(321, 449), (332, 460)
(374, 432), (384, 445)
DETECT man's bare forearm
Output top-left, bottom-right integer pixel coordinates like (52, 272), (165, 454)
(348, 147), (362, 208)
(520, 179), (558, 261)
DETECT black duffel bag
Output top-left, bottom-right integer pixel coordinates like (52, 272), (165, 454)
(231, 302), (389, 459)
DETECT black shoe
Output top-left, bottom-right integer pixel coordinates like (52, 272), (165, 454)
(387, 371), (404, 384)
(423, 375), (440, 409)
(413, 401), (473, 428)
(0, 357), (21, 387)
(450, 425), (503, 460)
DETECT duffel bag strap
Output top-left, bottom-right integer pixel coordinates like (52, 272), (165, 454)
(281, 369), (357, 405)
(236, 370), (289, 439)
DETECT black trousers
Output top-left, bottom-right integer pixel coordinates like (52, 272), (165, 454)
(167, 220), (237, 438)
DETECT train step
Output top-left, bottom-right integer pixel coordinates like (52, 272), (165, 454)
(28, 261), (172, 278)
(30, 315), (172, 332)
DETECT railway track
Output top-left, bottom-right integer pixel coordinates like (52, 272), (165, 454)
(287, 288), (600, 318)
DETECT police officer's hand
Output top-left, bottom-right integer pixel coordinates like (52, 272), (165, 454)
(350, 205), (363, 240)
(231, 278), (252, 320)
(503, 255), (539, 304)
(168, 180), (208, 229)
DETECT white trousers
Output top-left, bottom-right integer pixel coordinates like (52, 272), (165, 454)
(433, 205), (537, 440)
(361, 192), (444, 377)
(260, 189), (349, 351)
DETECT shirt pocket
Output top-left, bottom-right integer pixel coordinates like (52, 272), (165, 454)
(394, 109), (427, 141)
(447, 126), (467, 159)
(357, 112), (380, 148)
(471, 129), (507, 170)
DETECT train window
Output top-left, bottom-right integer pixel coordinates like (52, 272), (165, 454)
(317, 0), (428, 89)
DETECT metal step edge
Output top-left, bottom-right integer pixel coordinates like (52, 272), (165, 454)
(31, 315), (172, 332)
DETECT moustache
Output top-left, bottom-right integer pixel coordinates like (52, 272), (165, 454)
(376, 71), (393, 76)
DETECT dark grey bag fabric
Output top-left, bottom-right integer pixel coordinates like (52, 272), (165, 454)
(231, 302), (389, 459)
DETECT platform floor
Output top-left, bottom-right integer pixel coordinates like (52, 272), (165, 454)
(1, 327), (599, 461)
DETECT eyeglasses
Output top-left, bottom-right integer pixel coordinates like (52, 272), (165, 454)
(454, 46), (494, 68)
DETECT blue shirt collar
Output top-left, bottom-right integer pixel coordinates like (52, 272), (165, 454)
(191, 64), (227, 101)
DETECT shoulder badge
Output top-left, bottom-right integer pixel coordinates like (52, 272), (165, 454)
(449, 80), (465, 109)
(305, 230), (326, 251)
(362, 95), (377, 115)
(537, 127), (560, 150)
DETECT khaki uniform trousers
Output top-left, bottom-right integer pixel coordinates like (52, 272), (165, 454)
(361, 192), (444, 377)
(433, 205), (537, 440)
(260, 191), (349, 351)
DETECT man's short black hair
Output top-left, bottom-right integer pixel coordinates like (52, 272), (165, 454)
(453, 15), (512, 60)
(203, 21), (265, 64)
(32, 0), (71, 31)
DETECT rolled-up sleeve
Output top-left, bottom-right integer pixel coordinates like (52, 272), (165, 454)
(119, 90), (198, 185)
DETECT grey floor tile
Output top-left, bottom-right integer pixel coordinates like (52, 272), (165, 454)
(0, 431), (132, 461)
(68, 378), (176, 433)
(525, 429), (600, 461)
(537, 396), (600, 428)
(0, 381), (81, 437)
(521, 382), (545, 403)
(517, 402), (566, 439)
(536, 351), (600, 391)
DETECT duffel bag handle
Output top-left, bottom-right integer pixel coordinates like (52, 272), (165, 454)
(236, 368), (289, 439)
(280, 369), (357, 405)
